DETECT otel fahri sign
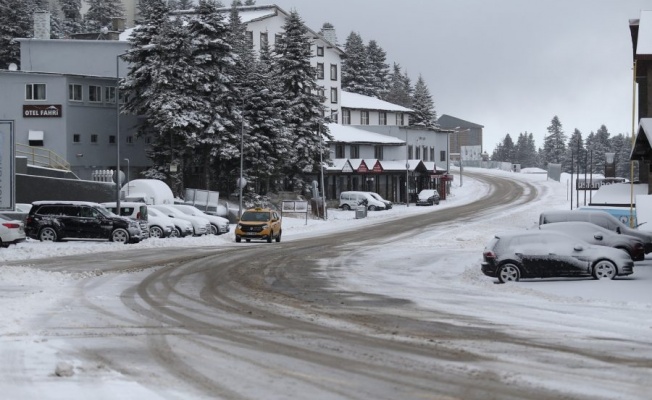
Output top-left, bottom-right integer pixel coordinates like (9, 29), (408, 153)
(23, 104), (62, 118)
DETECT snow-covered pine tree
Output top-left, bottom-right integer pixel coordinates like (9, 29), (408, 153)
(168, 0), (196, 10)
(59, 0), (83, 36)
(366, 40), (390, 99)
(542, 115), (567, 168)
(565, 128), (585, 174)
(274, 10), (326, 192)
(586, 124), (611, 175)
(410, 74), (436, 128)
(83, 0), (125, 33)
(0, 0), (37, 69)
(383, 63), (412, 108)
(48, 1), (65, 39)
(341, 31), (374, 96)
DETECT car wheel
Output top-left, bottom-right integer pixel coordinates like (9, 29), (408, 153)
(210, 224), (218, 235)
(368, 205), (377, 211)
(593, 260), (617, 280)
(150, 225), (164, 238)
(39, 227), (58, 242)
(235, 236), (241, 243)
(342, 204), (351, 211)
(111, 228), (130, 244)
(267, 234), (273, 243)
(498, 263), (521, 283)
(246, 239), (251, 243)
(276, 230), (281, 243)
(170, 227), (181, 237)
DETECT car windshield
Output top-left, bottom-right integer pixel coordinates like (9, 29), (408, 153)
(95, 205), (114, 217)
(241, 212), (270, 222)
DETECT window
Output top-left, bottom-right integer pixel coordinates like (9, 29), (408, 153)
(109, 135), (116, 144)
(90, 134), (98, 143)
(350, 144), (360, 159)
(275, 33), (283, 46)
(360, 111), (369, 125)
(246, 31), (253, 44)
(73, 134), (81, 143)
(330, 64), (337, 80)
(105, 86), (116, 103)
(126, 135), (134, 144)
(379, 112), (387, 125)
(69, 84), (82, 101)
(440, 150), (446, 162)
(316, 63), (324, 79)
(316, 46), (324, 56)
(430, 147), (435, 162)
(330, 110), (338, 123)
(330, 87), (338, 103)
(89, 85), (102, 102)
(26, 83), (46, 100)
(260, 32), (268, 48)
(318, 87), (325, 100)
(415, 146), (421, 160)
(374, 145), (384, 160)
(408, 145), (413, 159)
(396, 113), (404, 126)
(336, 144), (345, 158)
(342, 109), (351, 125)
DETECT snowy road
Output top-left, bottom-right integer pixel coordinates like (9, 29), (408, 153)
(1, 169), (651, 399)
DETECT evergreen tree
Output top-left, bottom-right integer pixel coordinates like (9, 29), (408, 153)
(383, 63), (412, 107)
(83, 0), (125, 32)
(586, 124), (611, 175)
(341, 31), (374, 96)
(410, 74), (436, 127)
(542, 115), (567, 168)
(274, 10), (326, 191)
(366, 39), (389, 98)
(59, 0), (83, 36)
(168, 0), (196, 10)
(565, 128), (586, 174)
(0, 0), (36, 69)
(514, 132), (538, 167)
(609, 133), (635, 179)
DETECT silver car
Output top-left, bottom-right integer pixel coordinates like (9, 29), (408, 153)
(539, 221), (645, 261)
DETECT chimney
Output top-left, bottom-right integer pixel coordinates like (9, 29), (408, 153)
(321, 23), (337, 46)
(33, 11), (51, 40)
(112, 17), (126, 32)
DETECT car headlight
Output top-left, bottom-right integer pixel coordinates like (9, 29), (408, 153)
(262, 224), (269, 230)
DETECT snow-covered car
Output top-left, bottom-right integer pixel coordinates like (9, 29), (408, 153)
(150, 205), (210, 236)
(481, 230), (634, 283)
(366, 192), (392, 209)
(171, 204), (230, 235)
(101, 202), (150, 240)
(0, 214), (26, 248)
(539, 221), (645, 261)
(147, 207), (190, 237)
(416, 189), (440, 206)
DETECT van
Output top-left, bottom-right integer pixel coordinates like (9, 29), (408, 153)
(102, 202), (150, 239)
(339, 191), (386, 211)
(539, 209), (652, 253)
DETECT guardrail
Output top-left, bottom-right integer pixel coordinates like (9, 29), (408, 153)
(16, 143), (71, 171)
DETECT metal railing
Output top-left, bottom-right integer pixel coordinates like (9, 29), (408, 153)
(16, 143), (71, 171)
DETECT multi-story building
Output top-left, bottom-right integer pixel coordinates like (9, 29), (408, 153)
(436, 114), (484, 162)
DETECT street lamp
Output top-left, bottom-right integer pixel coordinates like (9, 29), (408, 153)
(116, 51), (128, 211)
(453, 127), (471, 187)
(124, 158), (130, 195)
(319, 111), (338, 220)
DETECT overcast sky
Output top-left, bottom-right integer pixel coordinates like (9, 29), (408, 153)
(268, 0), (651, 152)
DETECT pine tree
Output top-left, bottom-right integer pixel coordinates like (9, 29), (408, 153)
(274, 10), (326, 191)
(341, 31), (374, 96)
(168, 0), (196, 10)
(365, 40), (389, 98)
(410, 74), (436, 127)
(0, 0), (37, 69)
(83, 0), (125, 32)
(383, 63), (412, 107)
(609, 133), (635, 178)
(542, 115), (567, 168)
(565, 128), (585, 174)
(586, 124), (611, 175)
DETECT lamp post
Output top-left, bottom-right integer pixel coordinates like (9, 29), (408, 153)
(239, 96), (245, 219)
(453, 127), (471, 187)
(116, 51), (127, 212)
(319, 111), (338, 220)
(405, 130), (409, 206)
(124, 158), (130, 195)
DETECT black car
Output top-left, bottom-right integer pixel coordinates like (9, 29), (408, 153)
(481, 230), (634, 283)
(416, 189), (440, 206)
(25, 201), (143, 244)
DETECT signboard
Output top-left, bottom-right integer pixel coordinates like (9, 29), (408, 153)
(281, 200), (308, 225)
(0, 121), (15, 211)
(23, 104), (62, 118)
(576, 177), (626, 190)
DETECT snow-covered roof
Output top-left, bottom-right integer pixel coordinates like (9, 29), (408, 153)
(239, 8), (277, 23)
(326, 123), (405, 145)
(631, 118), (652, 160)
(341, 91), (413, 113)
(636, 10), (652, 55)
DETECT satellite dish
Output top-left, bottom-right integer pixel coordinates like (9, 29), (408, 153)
(8, 63), (17, 71)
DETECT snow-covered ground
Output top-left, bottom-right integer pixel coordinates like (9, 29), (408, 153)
(1, 167), (650, 399)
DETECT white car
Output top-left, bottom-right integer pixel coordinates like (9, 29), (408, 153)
(151, 205), (210, 236)
(0, 214), (26, 248)
(148, 207), (192, 237)
(172, 204), (230, 235)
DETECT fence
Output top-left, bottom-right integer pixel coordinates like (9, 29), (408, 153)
(16, 143), (70, 171)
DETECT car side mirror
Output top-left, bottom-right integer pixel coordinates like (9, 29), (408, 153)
(574, 244), (584, 251)
(616, 227), (621, 234)
(594, 234), (603, 241)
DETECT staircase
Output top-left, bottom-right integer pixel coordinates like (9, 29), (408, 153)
(16, 143), (72, 171)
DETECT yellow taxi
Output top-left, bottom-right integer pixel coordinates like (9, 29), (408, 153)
(235, 207), (282, 243)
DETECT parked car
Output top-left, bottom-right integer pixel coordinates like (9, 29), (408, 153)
(539, 221), (645, 261)
(367, 192), (392, 209)
(539, 209), (652, 253)
(235, 207), (282, 243)
(171, 204), (230, 235)
(150, 205), (210, 236)
(25, 201), (142, 244)
(147, 207), (190, 237)
(101, 202), (151, 240)
(339, 191), (386, 211)
(416, 189), (440, 206)
(0, 214), (26, 248)
(481, 230), (634, 283)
